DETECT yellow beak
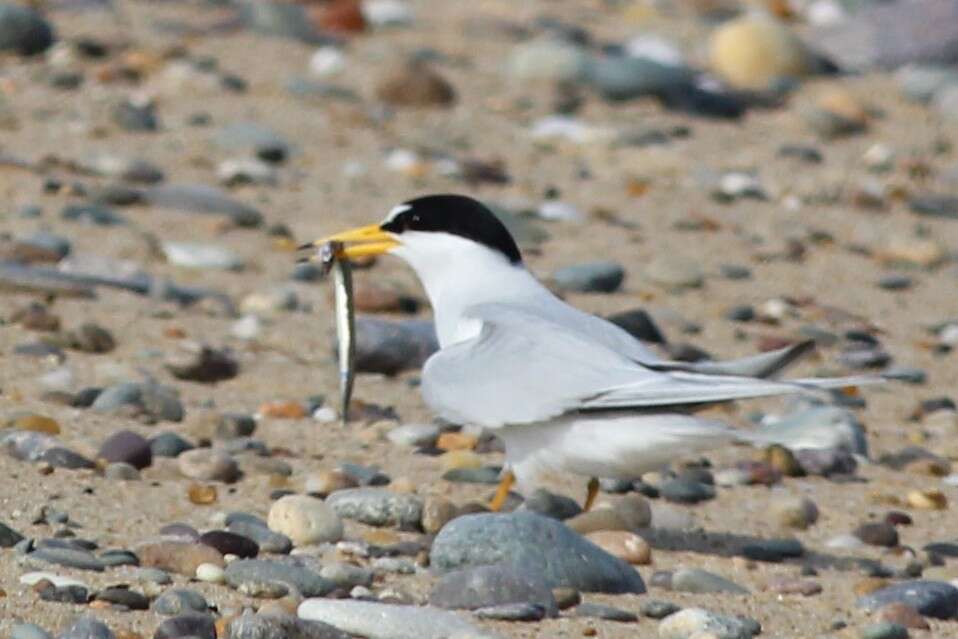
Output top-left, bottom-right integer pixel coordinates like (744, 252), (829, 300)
(300, 224), (399, 260)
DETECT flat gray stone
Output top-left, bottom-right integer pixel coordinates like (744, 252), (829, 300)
(858, 580), (958, 619)
(144, 184), (263, 227)
(672, 568), (749, 594)
(224, 558), (335, 597)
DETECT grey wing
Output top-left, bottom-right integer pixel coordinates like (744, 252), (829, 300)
(420, 303), (873, 429)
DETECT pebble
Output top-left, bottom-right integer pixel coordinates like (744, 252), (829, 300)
(741, 538), (804, 562)
(320, 562), (373, 589)
(195, 562), (226, 583)
(227, 514), (293, 554)
(766, 577), (822, 596)
(163, 242), (245, 271)
(94, 586), (149, 609)
(242, 288), (299, 315)
(585, 54), (695, 103)
(645, 255), (704, 290)
(353, 318), (438, 374)
(854, 522), (900, 548)
(858, 580), (958, 619)
(298, 599), (500, 639)
(573, 602), (638, 622)
(860, 623), (909, 639)
(57, 617), (115, 639)
(897, 65), (958, 103)
(1, 521), (24, 547)
(804, 89), (868, 139)
(214, 121), (290, 159)
(658, 607), (760, 639)
(709, 15), (815, 89)
(757, 406), (869, 457)
(0, 3), (54, 55)
(429, 564), (558, 616)
(178, 449), (239, 482)
(522, 488), (582, 520)
(227, 613), (350, 639)
(375, 61), (455, 108)
(431, 512), (645, 593)
(154, 588), (209, 615)
(326, 488), (423, 530)
(153, 614), (216, 639)
(138, 541), (224, 576)
(199, 530), (259, 558)
(907, 490), (948, 510)
(671, 567), (749, 595)
(92, 382), (184, 422)
(642, 599), (680, 619)
(506, 37), (588, 83)
(267, 495), (343, 545)
(61, 203), (126, 226)
(38, 583), (89, 604)
(771, 496), (819, 530)
(144, 183), (263, 227)
(225, 558), (335, 597)
(585, 531), (651, 565)
(104, 462), (140, 481)
(29, 547), (106, 572)
(421, 496), (458, 534)
(386, 423), (440, 448)
(659, 478), (715, 504)
(113, 98), (158, 132)
(149, 432), (194, 458)
(97, 430), (152, 469)
(166, 344), (239, 382)
(551, 261), (625, 293)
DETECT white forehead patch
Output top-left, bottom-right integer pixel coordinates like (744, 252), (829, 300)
(384, 203), (411, 224)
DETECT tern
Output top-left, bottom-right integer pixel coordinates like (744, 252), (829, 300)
(307, 194), (870, 510)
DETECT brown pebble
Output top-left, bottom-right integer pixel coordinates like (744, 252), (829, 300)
(884, 511), (913, 526)
(362, 529), (400, 546)
(766, 577), (822, 596)
(188, 483), (218, 505)
(138, 540), (224, 576)
(421, 496), (458, 534)
(436, 432), (478, 451)
(309, 0), (366, 34)
(10, 303), (60, 331)
(305, 470), (358, 497)
(566, 508), (629, 535)
(853, 522), (899, 547)
(9, 414), (61, 435)
(877, 602), (931, 630)
(376, 61), (456, 108)
(763, 445), (805, 477)
(908, 489), (948, 510)
(258, 401), (307, 419)
(905, 458), (951, 477)
(582, 628), (597, 637)
(585, 530), (651, 565)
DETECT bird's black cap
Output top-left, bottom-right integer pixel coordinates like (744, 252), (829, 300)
(380, 194), (522, 264)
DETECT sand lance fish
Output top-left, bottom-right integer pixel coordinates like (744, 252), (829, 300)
(318, 241), (355, 425)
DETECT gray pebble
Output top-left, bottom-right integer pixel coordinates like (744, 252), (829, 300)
(149, 432), (194, 458)
(153, 614), (216, 639)
(224, 558), (335, 597)
(1, 520), (24, 547)
(672, 567), (749, 595)
(12, 623), (53, 639)
(659, 478), (715, 504)
(326, 488), (424, 530)
(474, 602), (547, 621)
(640, 599), (680, 619)
(431, 512), (645, 594)
(429, 563), (558, 616)
(30, 546), (105, 571)
(858, 580), (958, 619)
(0, 3), (54, 55)
(658, 607), (760, 639)
(154, 588), (208, 615)
(353, 318), (438, 375)
(144, 183), (263, 227)
(521, 488), (582, 520)
(573, 602), (638, 622)
(57, 616), (115, 639)
(860, 623), (909, 639)
(551, 261), (625, 293)
(227, 613), (349, 639)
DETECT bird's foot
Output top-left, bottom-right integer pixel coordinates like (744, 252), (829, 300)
(488, 470), (515, 512)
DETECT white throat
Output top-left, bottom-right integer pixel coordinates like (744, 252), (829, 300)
(389, 231), (541, 347)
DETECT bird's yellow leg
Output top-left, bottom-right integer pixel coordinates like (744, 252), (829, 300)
(488, 470), (515, 512)
(583, 477), (600, 511)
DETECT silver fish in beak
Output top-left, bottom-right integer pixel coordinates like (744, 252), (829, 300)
(316, 242), (355, 425)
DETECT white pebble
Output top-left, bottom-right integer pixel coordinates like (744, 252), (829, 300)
(195, 563), (225, 583)
(39, 366), (74, 392)
(362, 0), (414, 26)
(231, 315), (263, 340)
(538, 200), (584, 222)
(312, 406), (338, 423)
(268, 494), (343, 545)
(309, 46), (346, 77)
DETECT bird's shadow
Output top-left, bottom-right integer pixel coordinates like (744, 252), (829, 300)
(638, 526), (876, 573)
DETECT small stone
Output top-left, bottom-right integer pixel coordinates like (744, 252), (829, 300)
(854, 522), (900, 548)
(98, 430), (152, 469)
(196, 562), (226, 584)
(573, 602), (638, 622)
(877, 602), (930, 630)
(67, 323), (116, 353)
(8, 414), (60, 435)
(267, 495), (343, 545)
(37, 582), (89, 604)
(144, 183), (262, 227)
(94, 586), (149, 610)
(771, 496), (819, 530)
(326, 488), (423, 530)
(804, 89), (868, 139)
(766, 577), (822, 596)
(153, 588), (208, 616)
(551, 261), (625, 293)
(227, 612), (349, 639)
(741, 538), (804, 562)
(29, 547), (105, 572)
(672, 568), (749, 594)
(658, 607), (760, 639)
(645, 256), (704, 291)
(0, 3), (55, 55)
(199, 530), (258, 558)
(860, 623), (909, 639)
(659, 478), (715, 504)
(188, 484), (218, 505)
(585, 531), (651, 565)
(641, 599), (680, 619)
(522, 489), (582, 521)
(0, 521), (24, 547)
(104, 462), (140, 481)
(858, 580), (958, 619)
(166, 344), (238, 383)
(163, 242), (245, 271)
(907, 490), (948, 510)
(139, 541), (224, 576)
(178, 449), (239, 483)
(58, 617), (115, 639)
(878, 238), (946, 268)
(224, 558), (335, 598)
(113, 98), (158, 132)
(11, 624), (52, 639)
(709, 15), (816, 89)
(421, 497), (458, 534)
(386, 423), (440, 448)
(153, 614), (216, 639)
(150, 432), (194, 458)
(438, 449), (482, 472)
(375, 61), (455, 108)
